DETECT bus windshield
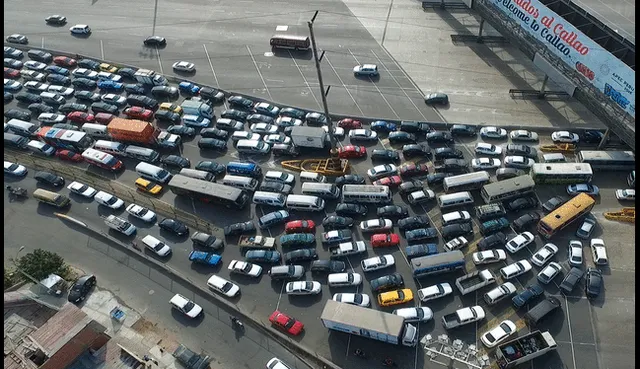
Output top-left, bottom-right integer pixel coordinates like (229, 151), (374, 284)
(538, 193), (595, 238)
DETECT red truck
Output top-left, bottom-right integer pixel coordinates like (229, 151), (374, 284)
(106, 118), (180, 149)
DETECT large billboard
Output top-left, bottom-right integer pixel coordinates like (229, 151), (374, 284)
(487, 0), (635, 117)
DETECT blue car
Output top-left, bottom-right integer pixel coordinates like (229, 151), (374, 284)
(97, 80), (124, 92)
(44, 65), (70, 75)
(4, 92), (13, 103)
(46, 74), (71, 86)
(245, 250), (281, 264)
(179, 81), (200, 94)
(188, 250), (222, 266)
(4, 79), (22, 92)
(280, 233), (315, 247)
(512, 284), (544, 308)
(566, 183), (599, 196)
(370, 120), (397, 133)
(404, 244), (438, 259)
(405, 227), (438, 242)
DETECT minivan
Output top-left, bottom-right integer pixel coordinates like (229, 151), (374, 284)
(441, 223), (473, 240)
(301, 182), (339, 199)
(268, 265), (305, 280)
(179, 168), (214, 182)
(81, 123), (110, 138)
(32, 188), (70, 208)
(125, 145), (160, 163)
(299, 172), (327, 183)
(437, 191), (474, 209)
(94, 140), (127, 156)
(542, 153), (566, 163)
(135, 162), (172, 183)
(327, 272), (362, 287)
(6, 118), (39, 137)
(236, 139), (271, 155)
(27, 140), (55, 156)
(4, 132), (29, 149)
(221, 174), (259, 191)
(252, 191), (286, 207)
(441, 211), (472, 226)
(286, 194), (325, 211)
(523, 297), (561, 326)
(40, 91), (66, 105)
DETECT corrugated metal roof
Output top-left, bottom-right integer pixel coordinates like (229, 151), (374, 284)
(28, 304), (91, 356)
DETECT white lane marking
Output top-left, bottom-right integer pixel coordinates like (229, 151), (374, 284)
(100, 40), (105, 60)
(203, 44), (228, 110)
(324, 55), (365, 116)
(287, 49), (321, 110)
(275, 282), (285, 311)
(155, 46), (163, 74)
(347, 49), (399, 120)
(41, 37), (45, 48)
(564, 295), (578, 369)
(246, 45), (273, 100)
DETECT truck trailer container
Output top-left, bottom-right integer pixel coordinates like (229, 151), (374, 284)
(495, 330), (557, 369)
(290, 126), (328, 149)
(455, 269), (496, 295)
(181, 99), (214, 119)
(106, 118), (179, 148)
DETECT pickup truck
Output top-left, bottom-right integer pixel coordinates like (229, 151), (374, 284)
(103, 215), (136, 236)
(188, 251), (222, 266)
(329, 241), (366, 258)
(455, 269), (496, 295)
(173, 343), (210, 369)
(442, 306), (485, 329)
(238, 235), (276, 250)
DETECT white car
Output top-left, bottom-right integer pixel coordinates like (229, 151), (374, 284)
(471, 158), (501, 170)
(348, 129), (378, 141)
(393, 307), (433, 323)
(359, 218), (393, 232)
(322, 125), (345, 138)
(20, 70), (46, 81)
(227, 260), (262, 277)
(169, 293), (203, 318)
(285, 281), (322, 295)
(361, 255), (395, 272)
(551, 131), (579, 143)
(67, 181), (97, 198)
(504, 155), (535, 169)
(4, 79), (22, 90)
(615, 189), (635, 201)
(231, 131), (260, 142)
(353, 64), (379, 76)
(505, 232), (535, 253)
(24, 61), (47, 71)
(328, 272), (362, 287)
(250, 123), (278, 134)
(172, 61), (196, 72)
(69, 24), (91, 34)
(472, 249), (507, 265)
(141, 235), (171, 257)
(266, 358), (293, 369)
(263, 134), (291, 145)
(510, 130), (538, 141)
(417, 283), (453, 302)
(4, 161), (27, 176)
(474, 142), (502, 156)
(483, 283), (517, 305)
(274, 116), (302, 127)
(444, 236), (468, 252)
(97, 71), (121, 82)
(264, 170), (295, 184)
(125, 204), (157, 222)
(590, 239), (608, 265)
(94, 191), (124, 209)
(568, 240), (583, 267)
(206, 275), (240, 297)
(101, 93), (127, 106)
(24, 81), (50, 92)
(530, 243), (558, 267)
(47, 85), (75, 96)
(38, 113), (66, 124)
(367, 164), (397, 180)
(6, 34), (28, 44)
(481, 320), (517, 348)
(537, 261), (562, 284)
(254, 102), (280, 116)
(500, 260), (532, 279)
(332, 293), (371, 307)
(480, 126), (508, 139)
(72, 68), (99, 79)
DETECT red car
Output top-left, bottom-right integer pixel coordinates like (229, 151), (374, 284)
(373, 175), (402, 187)
(285, 220), (316, 234)
(337, 118), (363, 130)
(268, 310), (304, 336)
(53, 56), (77, 67)
(399, 163), (429, 177)
(124, 106), (154, 120)
(67, 111), (95, 123)
(5, 67), (20, 79)
(336, 145), (366, 159)
(55, 149), (83, 162)
(94, 113), (116, 125)
(371, 233), (400, 247)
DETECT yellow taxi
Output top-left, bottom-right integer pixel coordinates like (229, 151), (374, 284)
(99, 63), (119, 73)
(135, 178), (162, 195)
(159, 102), (183, 115)
(377, 289), (414, 307)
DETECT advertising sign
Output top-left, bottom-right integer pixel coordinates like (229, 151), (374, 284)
(487, 0), (635, 117)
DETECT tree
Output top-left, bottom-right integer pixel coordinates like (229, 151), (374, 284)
(4, 268), (17, 290)
(16, 249), (70, 281)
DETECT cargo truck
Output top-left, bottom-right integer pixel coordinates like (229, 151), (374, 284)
(320, 299), (418, 346)
(495, 330), (557, 369)
(134, 68), (168, 87)
(290, 126), (327, 149)
(238, 235), (276, 250)
(442, 306), (485, 329)
(172, 343), (210, 369)
(181, 99), (214, 119)
(329, 241), (366, 258)
(106, 118), (180, 149)
(455, 269), (496, 295)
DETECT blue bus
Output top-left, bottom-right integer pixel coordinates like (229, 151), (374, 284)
(226, 161), (262, 178)
(411, 251), (465, 278)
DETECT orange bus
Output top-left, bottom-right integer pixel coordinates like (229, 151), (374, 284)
(537, 193), (595, 239)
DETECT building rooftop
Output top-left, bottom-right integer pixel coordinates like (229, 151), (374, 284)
(28, 303), (94, 357)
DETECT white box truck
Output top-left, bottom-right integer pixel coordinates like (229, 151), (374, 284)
(290, 126), (327, 149)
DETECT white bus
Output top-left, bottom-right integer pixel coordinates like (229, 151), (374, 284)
(480, 175), (535, 204)
(443, 171), (491, 193)
(531, 163), (593, 184)
(576, 150), (635, 171)
(341, 185), (392, 203)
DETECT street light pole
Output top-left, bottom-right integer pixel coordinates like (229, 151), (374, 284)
(308, 11), (336, 150)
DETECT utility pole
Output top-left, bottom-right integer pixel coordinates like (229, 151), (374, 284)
(308, 11), (336, 149)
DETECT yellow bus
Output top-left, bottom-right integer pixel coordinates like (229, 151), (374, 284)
(537, 193), (595, 238)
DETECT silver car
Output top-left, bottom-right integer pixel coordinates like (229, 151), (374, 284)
(504, 155), (535, 169)
(172, 61), (196, 72)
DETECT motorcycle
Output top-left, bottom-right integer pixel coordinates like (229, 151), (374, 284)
(230, 317), (244, 330)
(6, 185), (28, 199)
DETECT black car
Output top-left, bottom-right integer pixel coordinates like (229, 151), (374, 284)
(161, 155), (191, 168)
(259, 181), (291, 194)
(284, 248), (318, 264)
(426, 172), (450, 185)
(118, 67), (137, 79)
(77, 59), (100, 70)
(513, 212), (541, 232)
(478, 232), (506, 250)
(399, 180), (422, 195)
(167, 125), (195, 136)
(91, 102), (119, 115)
(505, 144), (538, 159)
(559, 267), (584, 294)
(434, 147), (464, 160)
(198, 138), (227, 151)
(45, 15), (67, 25)
(224, 221), (255, 236)
(506, 196), (538, 212)
(426, 131), (454, 144)
(305, 112), (328, 125)
(4, 92), (13, 103)
(399, 121), (431, 134)
(124, 83), (146, 95)
(228, 95), (254, 110)
(199, 87), (225, 103)
(158, 218), (189, 236)
(195, 161), (226, 175)
(154, 110), (181, 124)
(370, 272), (404, 292)
(52, 123), (77, 130)
(27, 49), (53, 63)
(59, 103), (88, 114)
(398, 216), (430, 231)
(322, 215), (354, 230)
(5, 109), (32, 121)
(581, 130), (606, 144)
(496, 168), (525, 181)
(4, 58), (22, 68)
(72, 78), (98, 90)
(34, 171), (65, 187)
(585, 268), (602, 298)
(200, 127), (229, 140)
(279, 107), (307, 120)
(28, 103), (54, 114)
(46, 74), (71, 86)
(127, 94), (158, 110)
(449, 124), (477, 137)
(310, 260), (346, 273)
(542, 195), (567, 213)
(388, 131), (417, 144)
(377, 205), (409, 218)
(15, 92), (42, 104)
(67, 274), (96, 303)
(370, 149), (400, 162)
(191, 231), (223, 249)
(434, 158), (467, 173)
(442, 223), (473, 240)
(335, 174), (365, 186)
(335, 203), (368, 217)
(221, 109), (249, 122)
(144, 36), (167, 47)
(402, 144), (431, 159)
(150, 85), (179, 99)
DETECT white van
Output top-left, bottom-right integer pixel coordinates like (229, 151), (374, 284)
(252, 191), (286, 207)
(6, 119), (39, 137)
(442, 211), (472, 226)
(300, 172), (327, 183)
(94, 140), (127, 156)
(81, 123), (109, 138)
(222, 174), (259, 191)
(180, 168), (214, 182)
(135, 162), (172, 183)
(437, 191), (474, 209)
(542, 153), (566, 163)
(301, 182), (339, 199)
(125, 145), (160, 163)
(286, 194), (325, 212)
(27, 140), (55, 156)
(236, 139), (270, 155)
(327, 272), (362, 287)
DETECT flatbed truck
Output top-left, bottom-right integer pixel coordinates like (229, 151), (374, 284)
(455, 269), (496, 295)
(238, 235), (276, 250)
(441, 306), (485, 329)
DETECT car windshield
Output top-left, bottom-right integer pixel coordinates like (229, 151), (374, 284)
(105, 196), (116, 205)
(303, 282), (312, 290)
(240, 263), (252, 272)
(221, 282), (233, 292)
(183, 301), (195, 312)
(75, 184), (88, 192)
(153, 242), (166, 251)
(136, 208), (148, 216)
